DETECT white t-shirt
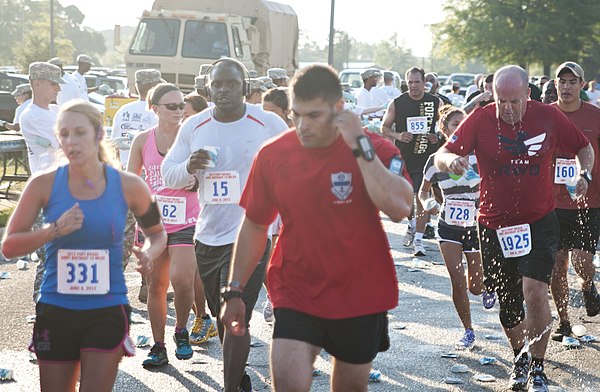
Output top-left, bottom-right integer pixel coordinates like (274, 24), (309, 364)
(354, 87), (387, 117)
(586, 90), (600, 107)
(379, 85), (401, 101)
(19, 103), (60, 174)
(13, 99), (31, 123)
(71, 71), (89, 100)
(57, 73), (83, 106)
(162, 104), (288, 246)
(111, 100), (158, 167)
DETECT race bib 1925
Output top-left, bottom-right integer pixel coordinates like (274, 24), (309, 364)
(496, 224), (531, 258)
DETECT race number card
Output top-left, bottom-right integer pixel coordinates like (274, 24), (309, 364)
(444, 200), (476, 227)
(57, 249), (110, 295)
(156, 195), (186, 224)
(406, 116), (428, 134)
(496, 224), (532, 258)
(554, 158), (577, 184)
(203, 171), (241, 204)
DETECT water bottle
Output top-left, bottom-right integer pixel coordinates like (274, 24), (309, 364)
(565, 176), (578, 200)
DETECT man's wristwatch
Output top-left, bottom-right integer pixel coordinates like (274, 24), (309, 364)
(220, 286), (243, 304)
(580, 170), (592, 184)
(352, 135), (375, 161)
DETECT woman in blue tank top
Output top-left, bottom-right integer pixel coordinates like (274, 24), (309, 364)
(1, 101), (167, 391)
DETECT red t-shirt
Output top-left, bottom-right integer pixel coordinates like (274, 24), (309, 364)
(240, 130), (399, 319)
(444, 100), (589, 229)
(552, 101), (600, 209)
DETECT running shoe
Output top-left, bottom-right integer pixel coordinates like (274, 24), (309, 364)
(423, 224), (437, 239)
(173, 329), (193, 360)
(239, 372), (252, 392)
(263, 296), (274, 323)
(508, 353), (530, 391)
(582, 282), (600, 317)
(413, 239), (426, 256)
(550, 322), (572, 342)
(528, 366), (549, 392)
(142, 344), (168, 368)
(190, 316), (218, 344)
(403, 225), (415, 247)
(481, 289), (497, 309)
(454, 328), (475, 350)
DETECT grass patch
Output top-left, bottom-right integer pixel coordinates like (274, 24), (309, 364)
(0, 208), (12, 227)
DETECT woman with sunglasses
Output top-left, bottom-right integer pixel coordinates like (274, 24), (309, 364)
(128, 83), (201, 366)
(1, 101), (166, 391)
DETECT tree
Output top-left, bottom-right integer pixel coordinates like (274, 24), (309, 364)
(435, 0), (600, 74)
(374, 33), (417, 74)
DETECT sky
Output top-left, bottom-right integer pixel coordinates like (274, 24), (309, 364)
(61, 0), (447, 57)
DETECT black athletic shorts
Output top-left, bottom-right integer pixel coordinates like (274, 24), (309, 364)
(408, 170), (424, 193)
(272, 308), (390, 365)
(195, 239), (270, 323)
(31, 303), (132, 362)
(135, 226), (195, 247)
(556, 208), (600, 253)
(437, 222), (479, 252)
(479, 211), (559, 287)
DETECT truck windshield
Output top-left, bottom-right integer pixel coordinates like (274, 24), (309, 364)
(182, 20), (229, 59)
(129, 18), (180, 56)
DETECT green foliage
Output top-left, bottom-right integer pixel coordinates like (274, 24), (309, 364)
(436, 0), (600, 75)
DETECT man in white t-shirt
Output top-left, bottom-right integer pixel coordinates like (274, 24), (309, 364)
(354, 69), (388, 118)
(379, 71), (401, 101)
(20, 62), (65, 175)
(110, 69), (161, 168)
(162, 58), (288, 392)
(71, 54), (95, 100)
(47, 57), (82, 106)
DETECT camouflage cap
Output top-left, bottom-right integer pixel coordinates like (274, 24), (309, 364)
(47, 57), (63, 67)
(267, 68), (288, 80)
(135, 69), (162, 85)
(11, 83), (32, 97)
(199, 64), (212, 75)
(194, 74), (207, 89)
(29, 62), (67, 84)
(258, 76), (277, 89)
(248, 70), (258, 78)
(360, 68), (382, 79)
(556, 61), (585, 81)
(248, 78), (267, 93)
(76, 54), (95, 65)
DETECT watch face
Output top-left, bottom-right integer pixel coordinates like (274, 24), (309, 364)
(359, 136), (371, 151)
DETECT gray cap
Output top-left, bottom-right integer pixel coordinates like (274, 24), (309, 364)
(258, 76), (277, 89)
(199, 64), (212, 75)
(360, 68), (382, 79)
(11, 83), (32, 96)
(556, 61), (585, 81)
(47, 57), (63, 67)
(76, 54), (95, 65)
(194, 74), (206, 89)
(267, 68), (288, 80)
(29, 62), (67, 84)
(248, 78), (267, 93)
(135, 69), (162, 85)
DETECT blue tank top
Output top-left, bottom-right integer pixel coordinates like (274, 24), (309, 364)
(40, 164), (129, 310)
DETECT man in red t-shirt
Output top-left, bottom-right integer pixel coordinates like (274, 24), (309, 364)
(550, 61), (600, 343)
(220, 65), (413, 391)
(435, 65), (594, 391)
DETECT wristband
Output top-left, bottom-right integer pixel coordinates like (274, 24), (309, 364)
(227, 281), (244, 291)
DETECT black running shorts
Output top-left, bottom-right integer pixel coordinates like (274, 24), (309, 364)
(555, 208), (600, 253)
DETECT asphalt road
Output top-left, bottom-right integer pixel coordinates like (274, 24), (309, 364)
(0, 217), (599, 391)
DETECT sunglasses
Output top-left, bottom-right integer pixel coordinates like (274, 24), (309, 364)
(158, 102), (186, 111)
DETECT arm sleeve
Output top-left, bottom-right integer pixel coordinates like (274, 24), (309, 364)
(161, 121), (195, 189)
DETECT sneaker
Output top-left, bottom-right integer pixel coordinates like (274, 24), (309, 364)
(413, 239), (426, 256)
(582, 283), (600, 317)
(508, 353), (530, 391)
(190, 316), (218, 344)
(550, 322), (572, 342)
(239, 372), (252, 392)
(481, 289), (497, 309)
(173, 329), (193, 360)
(528, 366), (549, 392)
(403, 226), (415, 247)
(454, 328), (475, 350)
(423, 224), (437, 239)
(263, 297), (274, 323)
(142, 344), (168, 368)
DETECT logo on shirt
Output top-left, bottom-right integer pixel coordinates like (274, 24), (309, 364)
(331, 172), (353, 201)
(498, 131), (546, 157)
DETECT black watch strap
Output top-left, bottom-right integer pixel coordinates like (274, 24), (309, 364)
(580, 170), (592, 184)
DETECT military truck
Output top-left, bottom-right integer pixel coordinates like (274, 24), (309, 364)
(122, 0), (299, 92)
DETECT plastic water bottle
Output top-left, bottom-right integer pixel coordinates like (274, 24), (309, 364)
(565, 177), (578, 200)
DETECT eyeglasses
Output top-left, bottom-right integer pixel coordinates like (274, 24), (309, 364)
(157, 102), (186, 111)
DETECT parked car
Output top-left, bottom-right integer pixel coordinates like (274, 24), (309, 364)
(0, 91), (18, 123)
(0, 72), (28, 94)
(84, 74), (128, 96)
(443, 73), (476, 88)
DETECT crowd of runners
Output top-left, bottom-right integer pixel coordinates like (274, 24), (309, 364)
(1, 53), (599, 392)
